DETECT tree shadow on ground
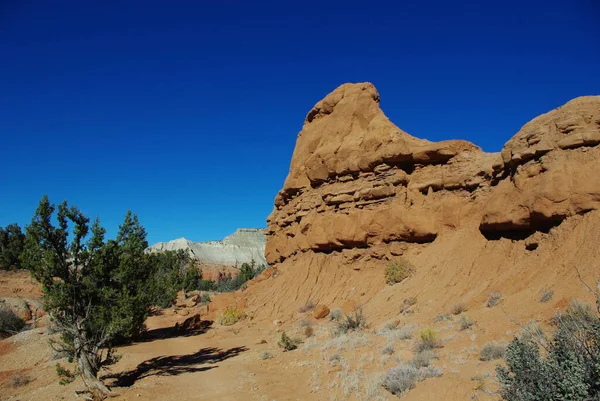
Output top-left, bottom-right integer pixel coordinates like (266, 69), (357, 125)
(140, 318), (213, 342)
(103, 346), (248, 387)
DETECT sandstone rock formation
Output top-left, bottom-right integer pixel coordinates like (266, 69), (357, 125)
(265, 83), (600, 267)
(149, 228), (267, 267)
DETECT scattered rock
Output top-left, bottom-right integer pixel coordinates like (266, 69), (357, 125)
(313, 304), (330, 319)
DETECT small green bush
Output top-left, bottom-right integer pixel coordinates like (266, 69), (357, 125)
(385, 258), (415, 285)
(278, 331), (301, 351)
(417, 328), (442, 351)
(217, 306), (246, 326)
(200, 293), (211, 305)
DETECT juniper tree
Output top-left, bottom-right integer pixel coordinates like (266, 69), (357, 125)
(0, 223), (25, 269)
(21, 196), (163, 399)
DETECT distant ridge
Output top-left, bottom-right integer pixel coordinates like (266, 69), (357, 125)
(148, 228), (267, 267)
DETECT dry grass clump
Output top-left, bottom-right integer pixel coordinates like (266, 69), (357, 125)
(304, 324), (314, 338)
(10, 373), (31, 388)
(459, 315), (475, 331)
(450, 302), (468, 315)
(298, 301), (316, 313)
(385, 258), (415, 285)
(539, 287), (554, 303)
(479, 342), (506, 361)
(409, 349), (436, 368)
(434, 313), (452, 323)
(381, 344), (395, 355)
(416, 328), (443, 351)
(486, 292), (502, 308)
(278, 331), (302, 351)
(420, 366), (442, 379)
(472, 373), (493, 393)
(329, 308), (342, 321)
(259, 351), (273, 360)
(217, 306), (246, 326)
(334, 308), (368, 336)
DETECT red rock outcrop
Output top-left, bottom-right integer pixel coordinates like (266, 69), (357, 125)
(265, 83), (600, 266)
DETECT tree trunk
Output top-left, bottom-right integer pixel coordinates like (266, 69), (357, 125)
(77, 349), (111, 400)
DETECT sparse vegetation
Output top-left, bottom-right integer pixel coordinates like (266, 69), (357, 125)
(434, 313), (452, 323)
(383, 363), (419, 395)
(329, 308), (342, 321)
(217, 306), (246, 326)
(385, 258), (415, 285)
(459, 315), (475, 331)
(451, 302), (468, 315)
(382, 344), (395, 355)
(539, 287), (554, 303)
(379, 323), (414, 341)
(298, 301), (316, 313)
(417, 328), (442, 351)
(497, 300), (600, 401)
(410, 349), (436, 368)
(472, 373), (492, 393)
(278, 331), (301, 351)
(480, 342), (506, 361)
(259, 351), (273, 360)
(419, 366), (442, 379)
(10, 373), (31, 388)
(55, 363), (75, 385)
(304, 324), (314, 338)
(0, 304), (25, 336)
(401, 296), (417, 313)
(486, 292), (502, 308)
(334, 308), (368, 335)
(200, 293), (211, 305)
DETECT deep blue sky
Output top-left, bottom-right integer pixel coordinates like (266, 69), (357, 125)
(1, 1), (599, 244)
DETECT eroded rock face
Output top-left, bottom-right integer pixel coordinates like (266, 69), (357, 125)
(266, 82), (600, 265)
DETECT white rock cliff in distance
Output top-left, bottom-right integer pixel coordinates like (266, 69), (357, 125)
(148, 228), (267, 267)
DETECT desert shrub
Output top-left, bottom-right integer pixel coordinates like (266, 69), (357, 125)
(434, 313), (452, 323)
(259, 351), (273, 360)
(329, 353), (341, 363)
(379, 323), (414, 341)
(459, 315), (475, 331)
(217, 306), (246, 326)
(382, 344), (395, 355)
(0, 304), (25, 335)
(417, 328), (442, 351)
(10, 373), (31, 387)
(304, 325), (314, 338)
(385, 258), (415, 285)
(278, 331), (301, 351)
(480, 342), (506, 361)
(539, 288), (554, 303)
(419, 366), (442, 379)
(487, 292), (502, 308)
(329, 308), (342, 321)
(200, 293), (211, 305)
(450, 302), (468, 315)
(298, 301), (316, 313)
(55, 363), (75, 385)
(383, 363), (419, 395)
(497, 300), (600, 401)
(334, 308), (368, 335)
(472, 373), (492, 392)
(410, 349), (436, 368)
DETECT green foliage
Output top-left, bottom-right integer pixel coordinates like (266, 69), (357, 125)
(21, 196), (182, 397)
(497, 300), (600, 401)
(183, 266), (202, 292)
(55, 363), (75, 385)
(417, 328), (442, 351)
(0, 223), (25, 269)
(214, 261), (265, 293)
(200, 293), (211, 305)
(217, 306), (246, 326)
(384, 258), (415, 285)
(149, 251), (184, 308)
(0, 304), (25, 335)
(278, 331), (301, 351)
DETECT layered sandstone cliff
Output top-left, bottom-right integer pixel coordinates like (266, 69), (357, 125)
(265, 83), (600, 267)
